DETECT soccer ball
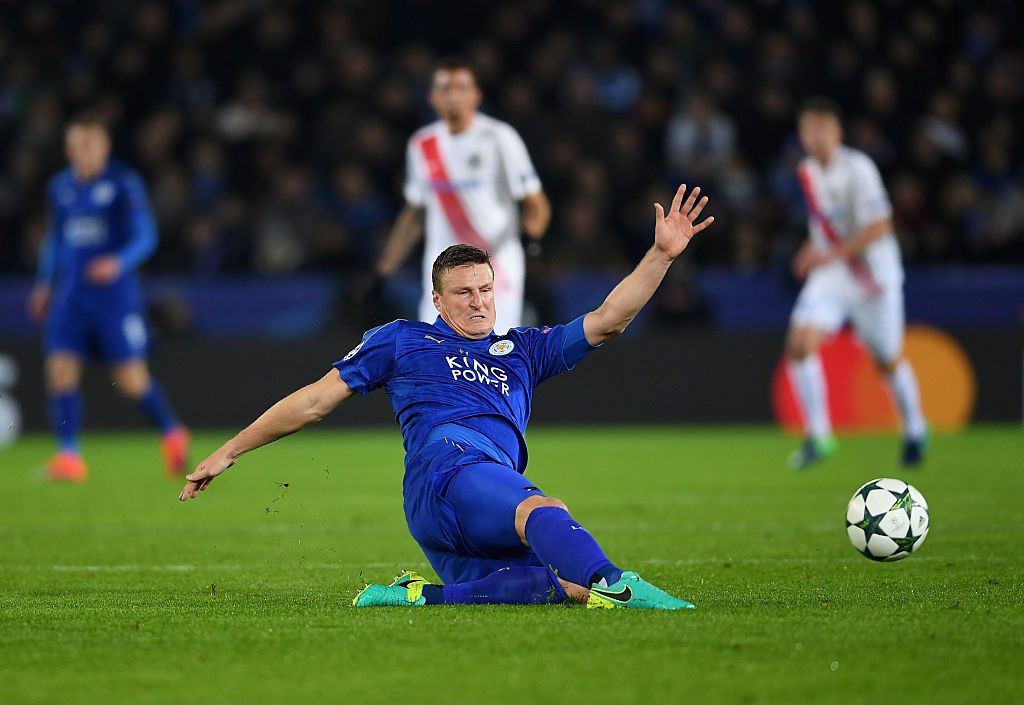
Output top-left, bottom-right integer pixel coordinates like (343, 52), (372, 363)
(845, 478), (929, 561)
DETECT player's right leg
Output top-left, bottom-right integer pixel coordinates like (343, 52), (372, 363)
(785, 325), (838, 470)
(515, 496), (694, 610)
(438, 457), (693, 609)
(43, 304), (89, 482)
(785, 272), (846, 470)
(418, 267), (437, 323)
(44, 351), (87, 482)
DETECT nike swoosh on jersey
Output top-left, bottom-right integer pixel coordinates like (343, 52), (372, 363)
(424, 335), (445, 344)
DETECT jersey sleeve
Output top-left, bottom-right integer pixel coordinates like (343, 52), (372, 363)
(117, 171), (159, 270)
(332, 321), (401, 395)
(850, 155), (892, 228)
(496, 124), (542, 200)
(402, 139), (427, 207)
(525, 314), (598, 385)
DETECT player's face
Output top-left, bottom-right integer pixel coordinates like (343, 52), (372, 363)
(798, 112), (842, 163)
(433, 263), (496, 339)
(66, 125), (111, 180)
(429, 69), (482, 127)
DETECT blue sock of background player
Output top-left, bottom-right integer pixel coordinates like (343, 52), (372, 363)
(49, 391), (82, 452)
(136, 381), (179, 434)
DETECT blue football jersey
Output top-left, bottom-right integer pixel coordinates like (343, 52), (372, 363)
(37, 159), (158, 308)
(333, 315), (596, 473)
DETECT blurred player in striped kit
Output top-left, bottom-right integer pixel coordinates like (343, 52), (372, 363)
(375, 58), (550, 334)
(786, 97), (927, 470)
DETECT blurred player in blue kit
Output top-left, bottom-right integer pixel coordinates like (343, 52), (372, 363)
(181, 184), (714, 610)
(27, 113), (189, 482)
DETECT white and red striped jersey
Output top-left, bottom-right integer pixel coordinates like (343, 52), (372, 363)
(797, 145), (903, 288)
(405, 113), (541, 255)
(404, 113), (542, 332)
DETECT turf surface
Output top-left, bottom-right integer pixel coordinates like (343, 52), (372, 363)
(1, 426), (1022, 704)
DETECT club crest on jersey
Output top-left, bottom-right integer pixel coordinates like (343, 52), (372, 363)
(489, 340), (514, 356)
(91, 181), (116, 206)
(342, 341), (365, 361)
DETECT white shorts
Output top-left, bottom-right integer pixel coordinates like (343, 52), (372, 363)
(790, 265), (905, 362)
(419, 243), (525, 335)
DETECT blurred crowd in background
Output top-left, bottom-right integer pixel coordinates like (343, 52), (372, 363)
(1, 0), (1023, 289)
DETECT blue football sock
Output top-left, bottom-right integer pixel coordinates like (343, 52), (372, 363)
(523, 506), (620, 588)
(593, 563), (624, 587)
(49, 391), (82, 452)
(420, 584), (444, 605)
(441, 566), (566, 605)
(137, 382), (179, 434)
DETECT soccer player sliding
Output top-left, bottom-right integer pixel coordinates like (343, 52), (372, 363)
(179, 184), (714, 610)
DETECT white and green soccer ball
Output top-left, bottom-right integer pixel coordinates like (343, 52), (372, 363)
(845, 478), (929, 562)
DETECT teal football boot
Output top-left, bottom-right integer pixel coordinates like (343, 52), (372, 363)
(787, 436), (838, 471)
(901, 425), (929, 467)
(388, 570), (429, 588)
(586, 571), (695, 610)
(352, 570), (430, 607)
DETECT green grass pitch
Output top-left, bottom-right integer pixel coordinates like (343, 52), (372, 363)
(1, 426), (1022, 705)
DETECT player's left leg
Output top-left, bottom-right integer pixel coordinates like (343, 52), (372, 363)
(492, 246), (525, 335)
(109, 359), (189, 476)
(851, 290), (927, 466)
(353, 563), (578, 607)
(98, 307), (189, 475)
(44, 352), (87, 482)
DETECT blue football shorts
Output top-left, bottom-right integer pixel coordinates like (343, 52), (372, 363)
(46, 298), (149, 363)
(403, 439), (547, 583)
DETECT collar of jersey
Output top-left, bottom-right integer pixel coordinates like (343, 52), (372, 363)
(432, 316), (496, 341)
(72, 159), (115, 185)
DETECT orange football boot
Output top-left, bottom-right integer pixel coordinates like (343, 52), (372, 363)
(47, 451), (88, 483)
(162, 426), (190, 477)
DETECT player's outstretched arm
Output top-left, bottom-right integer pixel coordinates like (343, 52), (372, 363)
(521, 191), (551, 239)
(375, 204), (426, 278)
(793, 217), (892, 279)
(583, 184), (713, 346)
(178, 370), (353, 501)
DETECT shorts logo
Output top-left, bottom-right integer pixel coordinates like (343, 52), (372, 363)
(342, 341), (365, 361)
(92, 181), (116, 206)
(122, 314), (147, 352)
(489, 340), (514, 356)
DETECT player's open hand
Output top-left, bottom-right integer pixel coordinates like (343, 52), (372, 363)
(26, 284), (52, 322)
(653, 184), (714, 261)
(792, 242), (835, 280)
(85, 255), (123, 285)
(179, 449), (235, 501)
